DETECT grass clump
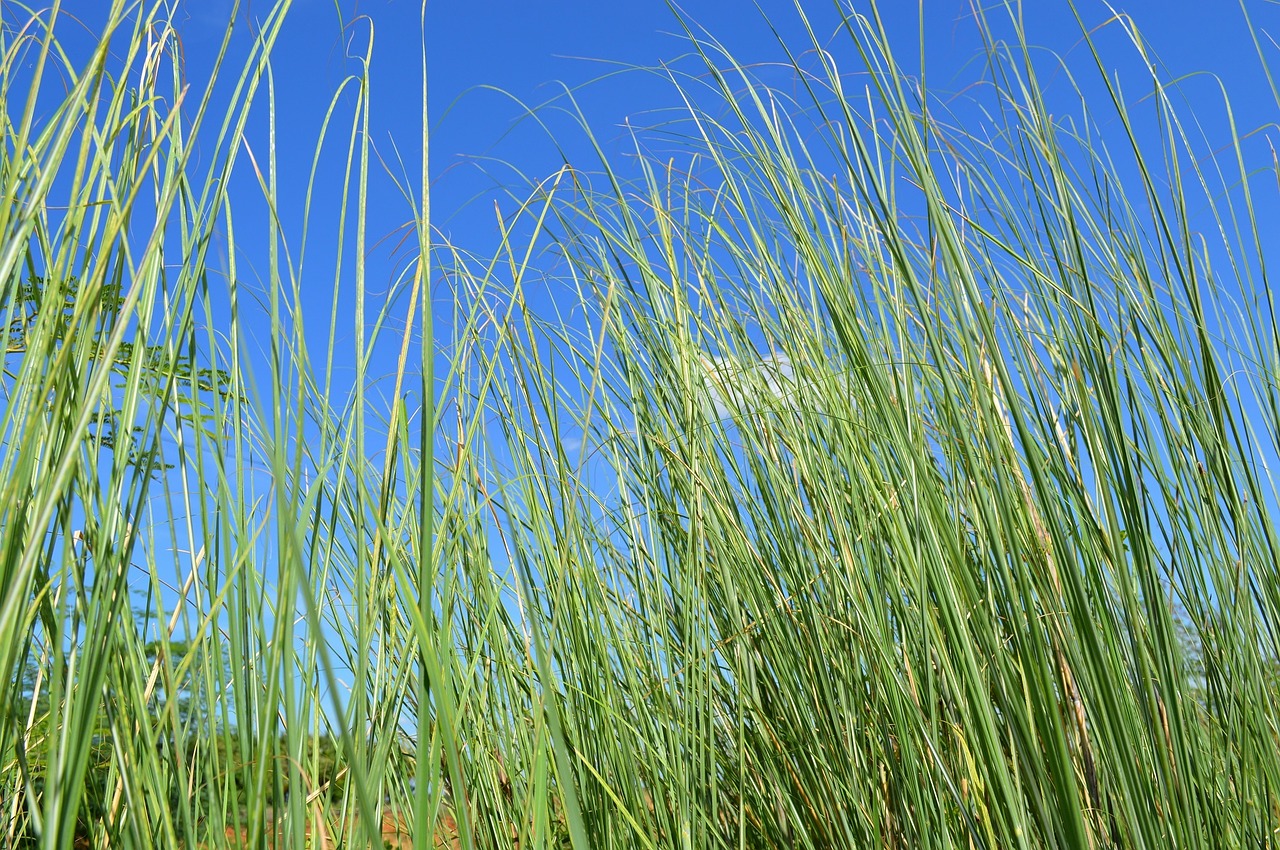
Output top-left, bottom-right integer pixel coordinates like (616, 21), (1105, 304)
(4, 0), (1280, 848)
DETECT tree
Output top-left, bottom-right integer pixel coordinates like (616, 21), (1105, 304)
(3, 273), (237, 478)
(3, 272), (242, 843)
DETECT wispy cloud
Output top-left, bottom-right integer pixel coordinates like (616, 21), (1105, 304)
(699, 351), (803, 421)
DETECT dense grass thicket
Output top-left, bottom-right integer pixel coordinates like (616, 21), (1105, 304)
(5, 0), (1280, 847)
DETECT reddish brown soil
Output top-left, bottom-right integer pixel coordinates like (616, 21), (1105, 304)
(212, 809), (459, 849)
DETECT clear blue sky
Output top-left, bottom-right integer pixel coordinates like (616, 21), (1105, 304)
(30, 0), (1274, 499)
(144, 0), (1280, 332)
(35, 0), (1278, 351)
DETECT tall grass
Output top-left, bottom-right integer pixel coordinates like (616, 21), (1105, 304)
(5, 0), (1280, 848)
(0, 1), (432, 847)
